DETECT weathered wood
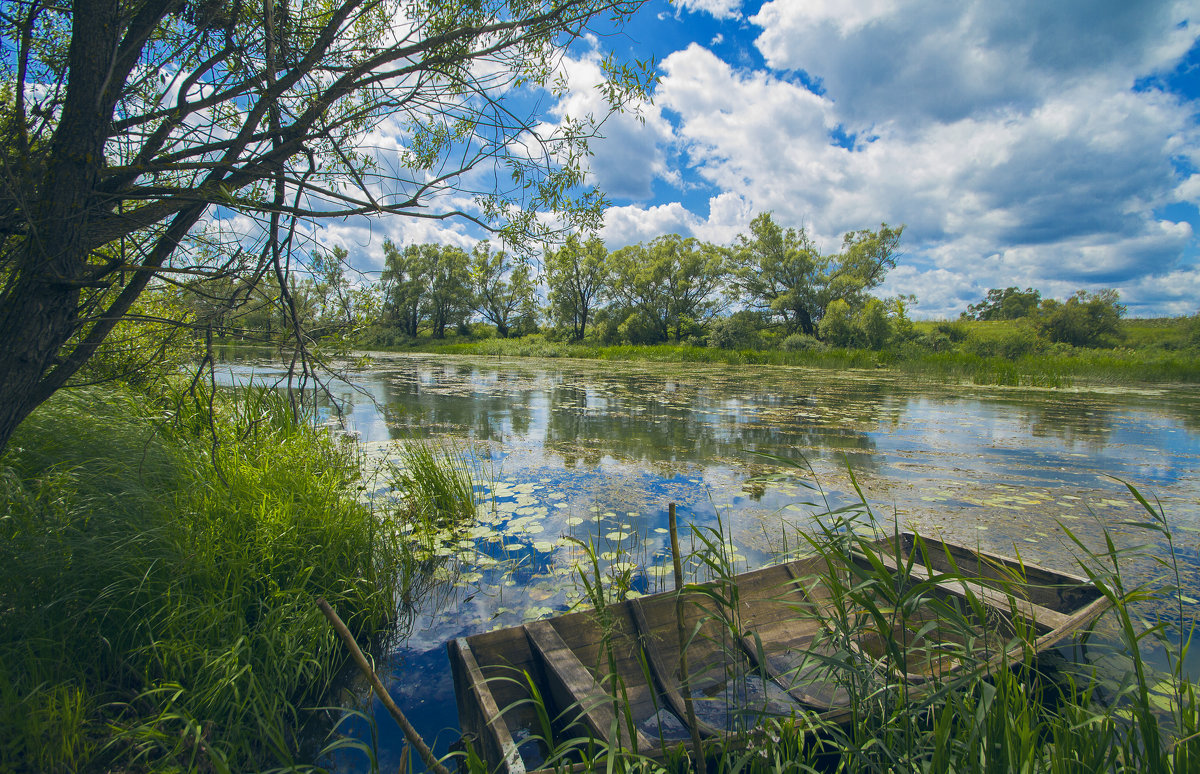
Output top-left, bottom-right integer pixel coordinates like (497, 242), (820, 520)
(526, 620), (657, 753)
(629, 598), (726, 739)
(448, 637), (526, 774)
(861, 549), (1074, 631)
(450, 531), (1110, 773)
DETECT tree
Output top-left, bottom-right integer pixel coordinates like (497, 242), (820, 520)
(732, 213), (903, 336)
(609, 234), (727, 343)
(308, 246), (354, 336)
(731, 213), (822, 335)
(962, 287), (1042, 320)
(380, 241), (430, 337)
(470, 241), (537, 338)
(546, 234), (609, 341)
(0, 0), (654, 451)
(424, 245), (472, 339)
(1036, 289), (1125, 347)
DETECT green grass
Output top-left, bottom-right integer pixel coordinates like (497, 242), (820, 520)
(0, 385), (406, 773)
(359, 319), (1200, 388)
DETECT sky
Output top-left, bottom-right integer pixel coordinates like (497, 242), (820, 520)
(318, 0), (1200, 319)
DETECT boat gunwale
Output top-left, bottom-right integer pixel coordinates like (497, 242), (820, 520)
(449, 532), (1111, 773)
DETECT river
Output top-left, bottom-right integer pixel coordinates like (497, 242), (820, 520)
(217, 350), (1200, 770)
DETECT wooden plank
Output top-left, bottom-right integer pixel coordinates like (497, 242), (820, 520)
(449, 637), (526, 774)
(859, 551), (1074, 632)
(525, 620), (657, 753)
(901, 534), (1096, 607)
(628, 598), (726, 739)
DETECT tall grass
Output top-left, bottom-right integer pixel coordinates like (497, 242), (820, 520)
(448, 469), (1199, 773)
(0, 385), (404, 773)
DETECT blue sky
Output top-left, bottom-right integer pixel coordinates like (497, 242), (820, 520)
(317, 0), (1200, 319)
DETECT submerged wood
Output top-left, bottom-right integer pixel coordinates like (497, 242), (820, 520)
(447, 532), (1110, 773)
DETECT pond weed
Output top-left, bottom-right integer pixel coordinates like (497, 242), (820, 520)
(441, 464), (1199, 774)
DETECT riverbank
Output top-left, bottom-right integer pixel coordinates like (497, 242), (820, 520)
(0, 385), (404, 772)
(356, 331), (1200, 388)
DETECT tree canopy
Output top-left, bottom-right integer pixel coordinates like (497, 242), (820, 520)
(545, 233), (609, 341)
(962, 287), (1043, 320)
(608, 234), (727, 343)
(0, 0), (653, 450)
(731, 213), (903, 336)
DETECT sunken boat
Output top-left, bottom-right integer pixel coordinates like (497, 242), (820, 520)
(448, 531), (1110, 772)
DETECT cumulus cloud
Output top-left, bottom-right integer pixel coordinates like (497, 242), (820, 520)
(674, 0), (742, 21)
(624, 2), (1200, 317)
(750, 0), (1198, 131)
(601, 201), (700, 246)
(535, 46), (674, 202)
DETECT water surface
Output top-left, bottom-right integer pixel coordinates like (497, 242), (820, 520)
(219, 351), (1200, 769)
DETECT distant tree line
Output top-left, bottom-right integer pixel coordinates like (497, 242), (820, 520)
(177, 219), (1197, 360)
(349, 213), (908, 349)
(960, 286), (1126, 347)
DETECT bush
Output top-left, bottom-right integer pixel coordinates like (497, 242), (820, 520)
(964, 325), (1045, 360)
(780, 332), (824, 352)
(708, 315), (763, 350)
(615, 310), (663, 345)
(934, 319), (970, 343)
(1036, 289), (1125, 347)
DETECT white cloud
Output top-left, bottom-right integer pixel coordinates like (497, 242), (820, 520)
(675, 0), (742, 21)
(645, 10), (1200, 317)
(601, 202), (699, 246)
(750, 0), (1199, 132)
(536, 47), (674, 202)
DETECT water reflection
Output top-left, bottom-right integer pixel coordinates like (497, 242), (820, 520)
(213, 351), (1200, 770)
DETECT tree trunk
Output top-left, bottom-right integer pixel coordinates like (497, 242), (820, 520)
(0, 0), (121, 450)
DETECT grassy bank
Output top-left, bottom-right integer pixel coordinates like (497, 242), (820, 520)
(0, 386), (404, 773)
(359, 329), (1200, 387)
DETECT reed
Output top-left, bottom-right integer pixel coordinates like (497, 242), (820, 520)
(371, 323), (1200, 387)
(0, 385), (405, 773)
(446, 465), (1198, 774)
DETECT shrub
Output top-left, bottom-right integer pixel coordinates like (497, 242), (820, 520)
(708, 315), (763, 350)
(934, 319), (970, 342)
(780, 332), (824, 352)
(964, 324), (1045, 360)
(1036, 289), (1125, 347)
(616, 310), (663, 345)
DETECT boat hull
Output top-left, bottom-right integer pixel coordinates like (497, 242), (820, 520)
(448, 532), (1109, 773)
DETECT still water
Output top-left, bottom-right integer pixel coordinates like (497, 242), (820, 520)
(219, 351), (1200, 769)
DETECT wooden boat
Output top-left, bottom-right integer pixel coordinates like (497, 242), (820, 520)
(448, 532), (1110, 773)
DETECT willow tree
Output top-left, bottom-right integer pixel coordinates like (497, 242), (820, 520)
(545, 232), (608, 340)
(732, 213), (904, 336)
(0, 0), (652, 450)
(609, 233), (727, 343)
